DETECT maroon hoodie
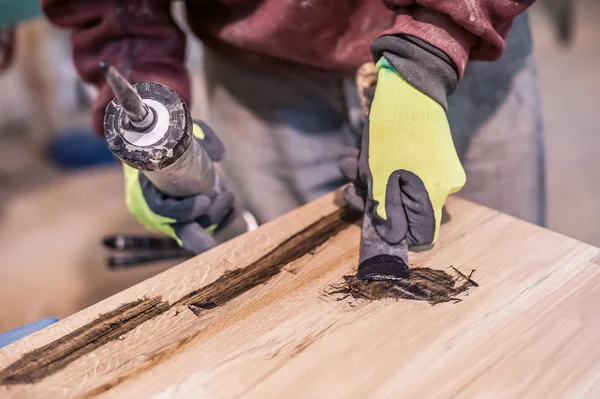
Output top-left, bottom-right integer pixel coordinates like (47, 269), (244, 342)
(42, 0), (535, 135)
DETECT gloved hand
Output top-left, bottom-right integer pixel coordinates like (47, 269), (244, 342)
(124, 120), (235, 255)
(339, 56), (466, 278)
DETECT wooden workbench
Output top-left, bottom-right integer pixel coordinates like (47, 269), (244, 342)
(1, 190), (599, 398)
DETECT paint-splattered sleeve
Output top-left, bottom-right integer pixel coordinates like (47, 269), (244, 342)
(377, 0), (536, 79)
(41, 0), (189, 136)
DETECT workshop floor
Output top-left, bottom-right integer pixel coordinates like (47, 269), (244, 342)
(0, 1), (598, 331)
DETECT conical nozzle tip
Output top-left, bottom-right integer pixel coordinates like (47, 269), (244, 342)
(98, 61), (109, 74)
(98, 61), (154, 131)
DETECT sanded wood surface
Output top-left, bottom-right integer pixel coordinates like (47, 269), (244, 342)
(1, 191), (599, 398)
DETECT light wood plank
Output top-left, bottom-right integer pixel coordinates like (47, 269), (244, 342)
(0, 191), (598, 398)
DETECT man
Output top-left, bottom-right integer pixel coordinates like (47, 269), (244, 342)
(42, 1), (544, 273)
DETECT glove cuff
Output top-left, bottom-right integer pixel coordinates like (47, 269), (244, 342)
(371, 35), (458, 111)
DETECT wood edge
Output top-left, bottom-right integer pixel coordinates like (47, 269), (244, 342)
(447, 197), (600, 254)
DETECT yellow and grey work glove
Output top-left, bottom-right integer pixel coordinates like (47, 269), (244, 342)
(340, 41), (465, 280)
(123, 120), (234, 254)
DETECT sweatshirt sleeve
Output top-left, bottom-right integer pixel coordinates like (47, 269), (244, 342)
(41, 0), (190, 136)
(376, 0), (536, 79)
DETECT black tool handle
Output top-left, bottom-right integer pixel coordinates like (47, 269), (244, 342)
(103, 235), (181, 251)
(107, 250), (193, 269)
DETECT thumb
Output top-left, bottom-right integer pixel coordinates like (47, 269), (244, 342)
(173, 222), (217, 255)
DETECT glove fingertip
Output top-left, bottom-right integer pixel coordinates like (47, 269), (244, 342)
(343, 185), (365, 212)
(173, 222), (217, 255)
(341, 146), (360, 158)
(338, 157), (359, 183)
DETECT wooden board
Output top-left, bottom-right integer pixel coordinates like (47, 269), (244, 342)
(1, 190), (599, 398)
(0, 167), (177, 332)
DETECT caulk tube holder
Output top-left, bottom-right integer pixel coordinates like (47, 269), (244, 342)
(102, 69), (249, 244)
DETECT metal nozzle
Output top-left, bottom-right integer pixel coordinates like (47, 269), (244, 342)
(99, 61), (155, 131)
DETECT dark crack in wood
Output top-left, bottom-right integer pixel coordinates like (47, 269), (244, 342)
(173, 207), (360, 313)
(0, 297), (169, 385)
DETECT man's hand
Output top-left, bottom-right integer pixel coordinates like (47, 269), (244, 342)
(340, 57), (465, 277)
(124, 121), (234, 255)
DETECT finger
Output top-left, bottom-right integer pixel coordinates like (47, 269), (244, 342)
(204, 191), (235, 226)
(372, 170), (435, 246)
(192, 120), (225, 162)
(371, 170), (408, 245)
(342, 184), (366, 212)
(338, 154), (359, 184)
(140, 174), (212, 222)
(342, 146), (360, 159)
(397, 170), (436, 246)
(173, 222), (218, 255)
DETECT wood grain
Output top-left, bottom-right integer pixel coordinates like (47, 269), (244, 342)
(0, 191), (598, 398)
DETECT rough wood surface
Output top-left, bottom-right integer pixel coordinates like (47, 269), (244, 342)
(1, 191), (599, 398)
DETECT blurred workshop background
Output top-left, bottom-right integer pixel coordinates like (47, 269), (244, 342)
(0, 0), (596, 332)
